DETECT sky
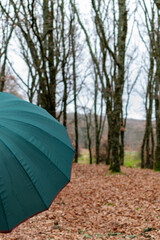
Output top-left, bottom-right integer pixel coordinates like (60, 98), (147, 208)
(74, 0), (148, 120)
(7, 0), (148, 120)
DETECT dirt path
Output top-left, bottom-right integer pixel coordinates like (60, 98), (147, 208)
(1, 164), (160, 239)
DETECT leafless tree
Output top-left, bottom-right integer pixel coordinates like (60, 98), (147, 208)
(0, 0), (73, 119)
(70, 0), (128, 172)
(0, 2), (14, 91)
(138, 0), (158, 169)
(70, 2), (79, 162)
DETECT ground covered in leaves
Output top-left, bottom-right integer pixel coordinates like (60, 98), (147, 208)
(1, 164), (160, 239)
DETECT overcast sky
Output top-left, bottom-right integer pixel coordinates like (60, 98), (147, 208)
(8, 0), (148, 120)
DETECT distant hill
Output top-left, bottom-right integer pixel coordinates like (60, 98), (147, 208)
(66, 113), (146, 152)
(124, 119), (146, 151)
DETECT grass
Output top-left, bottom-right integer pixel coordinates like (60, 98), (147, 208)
(124, 151), (141, 168)
(78, 149), (95, 164)
(78, 149), (141, 168)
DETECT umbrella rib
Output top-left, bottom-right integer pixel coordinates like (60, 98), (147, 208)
(0, 137), (48, 210)
(0, 117), (74, 151)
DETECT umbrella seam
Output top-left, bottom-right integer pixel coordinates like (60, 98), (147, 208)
(0, 137), (48, 210)
(0, 121), (74, 180)
(0, 117), (74, 151)
(0, 124), (71, 187)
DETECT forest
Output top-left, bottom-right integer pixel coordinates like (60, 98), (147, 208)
(0, 0), (159, 172)
(1, 0), (160, 239)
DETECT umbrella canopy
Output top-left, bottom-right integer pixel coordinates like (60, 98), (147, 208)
(0, 92), (74, 232)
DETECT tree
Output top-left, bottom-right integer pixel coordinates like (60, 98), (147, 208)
(0, 3), (14, 92)
(70, 3), (79, 162)
(140, 14), (155, 169)
(94, 66), (106, 164)
(82, 105), (93, 164)
(3, 72), (22, 98)
(138, 0), (160, 170)
(0, 0), (73, 119)
(154, 2), (160, 170)
(154, 0), (160, 9)
(70, 0), (128, 172)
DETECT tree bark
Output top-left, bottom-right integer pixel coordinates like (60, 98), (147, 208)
(110, 0), (127, 172)
(154, 8), (160, 170)
(155, 69), (160, 170)
(61, 0), (67, 127)
(84, 109), (92, 164)
(71, 7), (79, 163)
(94, 68), (100, 164)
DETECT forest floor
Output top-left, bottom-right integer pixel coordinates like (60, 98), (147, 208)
(1, 164), (160, 240)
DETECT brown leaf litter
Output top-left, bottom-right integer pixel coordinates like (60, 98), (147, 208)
(1, 164), (160, 239)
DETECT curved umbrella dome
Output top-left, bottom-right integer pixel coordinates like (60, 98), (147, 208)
(0, 92), (74, 232)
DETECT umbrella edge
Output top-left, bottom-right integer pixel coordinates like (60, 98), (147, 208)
(0, 152), (75, 234)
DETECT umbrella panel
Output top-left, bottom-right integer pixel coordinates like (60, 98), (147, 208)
(0, 124), (72, 231)
(0, 92), (74, 232)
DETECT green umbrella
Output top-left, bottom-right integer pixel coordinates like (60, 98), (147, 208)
(0, 92), (74, 233)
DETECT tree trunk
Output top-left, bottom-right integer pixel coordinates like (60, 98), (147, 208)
(141, 135), (145, 168)
(110, 0), (127, 172)
(155, 71), (160, 170)
(85, 112), (92, 164)
(145, 111), (153, 168)
(94, 69), (100, 164)
(48, 0), (56, 118)
(141, 107), (154, 169)
(154, 10), (160, 170)
(61, 0), (67, 127)
(106, 104), (112, 166)
(106, 128), (111, 165)
(120, 129), (125, 165)
(71, 9), (79, 163)
(110, 103), (121, 172)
